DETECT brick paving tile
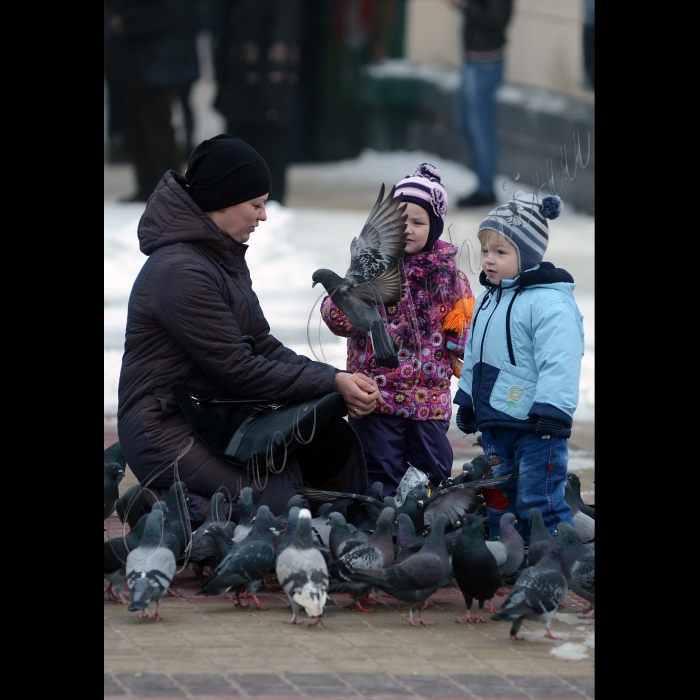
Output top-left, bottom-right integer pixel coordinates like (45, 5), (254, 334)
(284, 674), (356, 695)
(229, 673), (300, 695)
(105, 674), (127, 695)
(565, 678), (594, 697)
(116, 673), (186, 696)
(505, 676), (586, 698)
(338, 674), (411, 695)
(450, 675), (527, 697)
(172, 674), (239, 695)
(394, 675), (472, 697)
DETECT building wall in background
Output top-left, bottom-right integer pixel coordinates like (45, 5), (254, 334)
(404, 0), (591, 99)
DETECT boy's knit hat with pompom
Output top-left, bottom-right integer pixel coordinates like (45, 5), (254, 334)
(393, 163), (448, 252)
(478, 191), (563, 272)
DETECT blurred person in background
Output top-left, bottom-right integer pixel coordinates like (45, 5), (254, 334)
(448, 0), (514, 208)
(104, 0), (200, 202)
(583, 0), (594, 90)
(210, 0), (302, 205)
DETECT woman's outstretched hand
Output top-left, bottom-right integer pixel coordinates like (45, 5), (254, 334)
(333, 371), (385, 417)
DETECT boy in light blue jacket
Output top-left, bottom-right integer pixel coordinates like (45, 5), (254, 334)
(454, 191), (584, 547)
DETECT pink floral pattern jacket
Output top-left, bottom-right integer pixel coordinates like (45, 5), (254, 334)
(320, 240), (474, 421)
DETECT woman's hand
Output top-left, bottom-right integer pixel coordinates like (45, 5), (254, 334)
(333, 372), (385, 417)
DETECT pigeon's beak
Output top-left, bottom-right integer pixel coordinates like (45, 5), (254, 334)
(312, 280), (318, 288)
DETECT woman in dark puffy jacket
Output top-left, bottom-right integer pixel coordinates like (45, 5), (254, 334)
(117, 134), (381, 522)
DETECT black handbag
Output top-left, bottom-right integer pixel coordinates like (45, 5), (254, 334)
(170, 382), (347, 473)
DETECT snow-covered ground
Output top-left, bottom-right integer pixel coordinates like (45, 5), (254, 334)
(104, 151), (594, 433)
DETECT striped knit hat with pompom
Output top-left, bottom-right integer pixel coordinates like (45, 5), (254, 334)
(393, 163), (448, 252)
(478, 191), (563, 272)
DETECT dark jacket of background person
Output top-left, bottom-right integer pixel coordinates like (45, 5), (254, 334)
(209, 0), (302, 203)
(212, 0), (300, 125)
(461, 0), (513, 52)
(104, 0), (199, 88)
(117, 170), (368, 518)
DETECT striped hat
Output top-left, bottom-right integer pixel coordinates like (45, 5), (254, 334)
(478, 191), (563, 272)
(394, 163), (448, 251)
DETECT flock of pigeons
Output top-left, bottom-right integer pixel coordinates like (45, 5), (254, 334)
(104, 440), (594, 639)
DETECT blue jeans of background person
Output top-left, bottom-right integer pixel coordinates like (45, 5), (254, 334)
(458, 58), (504, 197)
(480, 427), (573, 546)
(348, 414), (453, 498)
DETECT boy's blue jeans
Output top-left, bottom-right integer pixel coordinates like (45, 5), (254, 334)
(480, 427), (574, 546)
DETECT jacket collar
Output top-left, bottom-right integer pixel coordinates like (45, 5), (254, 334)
(479, 262), (574, 291)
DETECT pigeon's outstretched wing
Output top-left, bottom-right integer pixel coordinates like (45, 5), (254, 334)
(422, 470), (519, 529)
(346, 184), (408, 285)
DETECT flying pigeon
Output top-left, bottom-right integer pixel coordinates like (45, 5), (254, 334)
(327, 506), (396, 612)
(422, 470), (518, 532)
(104, 462), (124, 520)
(567, 473), (595, 519)
(276, 508), (330, 626)
(555, 522), (595, 618)
(126, 509), (177, 620)
(346, 513), (452, 627)
(451, 514), (502, 623)
(197, 505), (277, 610)
(312, 184), (408, 369)
(294, 481), (387, 532)
(490, 538), (568, 640)
(527, 508), (554, 567)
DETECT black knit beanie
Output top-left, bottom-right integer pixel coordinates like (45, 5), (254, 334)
(185, 134), (271, 212)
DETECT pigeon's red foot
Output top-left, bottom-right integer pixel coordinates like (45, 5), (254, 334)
(403, 611), (435, 627)
(496, 587), (509, 596)
(456, 612), (473, 624)
(250, 594), (268, 611)
(309, 617), (324, 627)
(579, 608), (595, 619)
(284, 615), (304, 625)
(543, 629), (560, 639)
(347, 600), (375, 613)
(511, 635), (524, 641)
(166, 588), (182, 598)
(233, 593), (250, 608)
(421, 599), (435, 610)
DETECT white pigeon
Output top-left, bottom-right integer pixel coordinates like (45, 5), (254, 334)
(126, 509), (177, 620)
(275, 508), (329, 626)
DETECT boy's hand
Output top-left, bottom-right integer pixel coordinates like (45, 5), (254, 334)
(534, 417), (566, 436)
(456, 406), (478, 434)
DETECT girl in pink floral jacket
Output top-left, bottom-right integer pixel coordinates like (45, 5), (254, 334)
(320, 164), (476, 497)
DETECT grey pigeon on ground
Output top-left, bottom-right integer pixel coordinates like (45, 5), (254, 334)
(104, 462), (125, 520)
(485, 513), (525, 583)
(393, 513), (427, 564)
(190, 492), (235, 562)
(327, 511), (369, 560)
(275, 506), (301, 563)
(451, 514), (502, 623)
(126, 509), (177, 620)
(312, 184), (408, 369)
(115, 484), (151, 530)
(327, 506), (396, 612)
(527, 508), (554, 567)
(567, 473), (595, 519)
(564, 481), (595, 544)
(490, 539), (568, 640)
(197, 505), (277, 610)
(346, 513), (452, 627)
(309, 503), (333, 547)
(555, 522), (595, 618)
(232, 487), (257, 544)
(396, 487), (429, 534)
(161, 481), (191, 557)
(276, 508), (329, 626)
